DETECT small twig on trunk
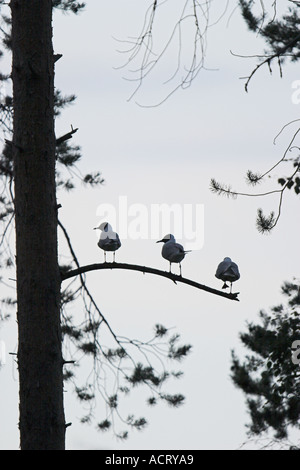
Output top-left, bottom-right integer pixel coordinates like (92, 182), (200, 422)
(55, 125), (78, 146)
(4, 125), (78, 152)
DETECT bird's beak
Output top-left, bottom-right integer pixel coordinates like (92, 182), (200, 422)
(93, 227), (98, 230)
(156, 239), (163, 243)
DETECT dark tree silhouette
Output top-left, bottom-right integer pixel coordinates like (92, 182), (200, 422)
(0, 0), (193, 449)
(11, 0), (66, 449)
(231, 281), (300, 448)
(1, 0), (234, 449)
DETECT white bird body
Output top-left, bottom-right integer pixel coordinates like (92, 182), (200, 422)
(157, 234), (188, 276)
(215, 257), (240, 292)
(94, 222), (121, 262)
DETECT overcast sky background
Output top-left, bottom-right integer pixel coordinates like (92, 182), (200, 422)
(0, 0), (300, 450)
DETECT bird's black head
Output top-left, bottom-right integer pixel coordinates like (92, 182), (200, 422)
(156, 234), (174, 243)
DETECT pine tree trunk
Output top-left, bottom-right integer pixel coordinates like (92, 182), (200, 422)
(11, 0), (65, 450)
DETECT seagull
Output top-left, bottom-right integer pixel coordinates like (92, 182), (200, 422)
(215, 257), (240, 293)
(156, 234), (190, 276)
(93, 222), (121, 262)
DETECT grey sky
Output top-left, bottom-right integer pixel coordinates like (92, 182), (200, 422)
(0, 0), (300, 450)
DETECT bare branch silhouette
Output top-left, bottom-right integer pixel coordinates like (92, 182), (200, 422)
(61, 261), (240, 301)
(115, 0), (229, 106)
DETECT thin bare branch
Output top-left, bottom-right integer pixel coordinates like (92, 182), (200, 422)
(115, 0), (228, 106)
(237, 33), (300, 92)
(61, 262), (240, 301)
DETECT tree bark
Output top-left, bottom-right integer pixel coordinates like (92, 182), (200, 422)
(11, 0), (65, 450)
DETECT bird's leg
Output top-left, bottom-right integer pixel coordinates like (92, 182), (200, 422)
(179, 263), (182, 277)
(169, 261), (172, 273)
(104, 252), (106, 263)
(113, 251), (115, 262)
(230, 282), (232, 294)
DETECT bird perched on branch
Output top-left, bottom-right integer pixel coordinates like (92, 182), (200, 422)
(156, 234), (190, 276)
(215, 257), (240, 293)
(94, 222), (121, 262)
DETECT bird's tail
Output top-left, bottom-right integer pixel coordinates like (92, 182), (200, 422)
(222, 282), (228, 289)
